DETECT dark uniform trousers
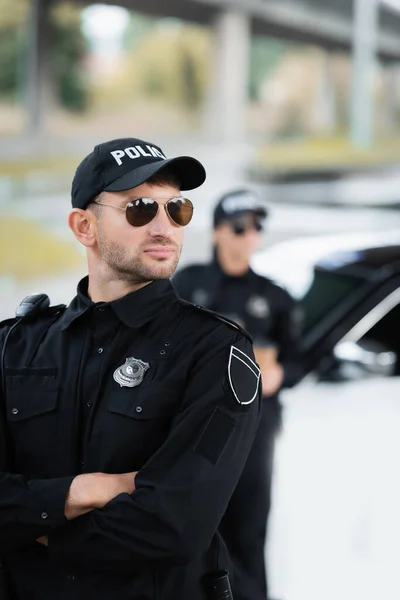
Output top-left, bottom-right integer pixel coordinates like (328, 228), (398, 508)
(173, 261), (302, 600)
(220, 395), (282, 600)
(0, 278), (261, 600)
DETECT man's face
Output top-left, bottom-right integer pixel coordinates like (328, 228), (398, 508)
(91, 182), (185, 284)
(214, 212), (263, 260)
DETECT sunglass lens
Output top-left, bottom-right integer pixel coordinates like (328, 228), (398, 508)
(167, 197), (193, 226)
(126, 198), (158, 227)
(233, 224), (246, 235)
(255, 222), (263, 232)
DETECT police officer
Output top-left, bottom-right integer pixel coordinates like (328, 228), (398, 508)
(0, 138), (261, 600)
(173, 189), (303, 600)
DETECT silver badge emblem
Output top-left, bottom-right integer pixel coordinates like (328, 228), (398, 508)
(246, 295), (270, 319)
(113, 357), (150, 388)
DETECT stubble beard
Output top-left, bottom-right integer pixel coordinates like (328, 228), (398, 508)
(97, 229), (182, 284)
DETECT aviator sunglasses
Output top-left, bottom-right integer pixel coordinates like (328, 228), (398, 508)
(93, 196), (194, 227)
(231, 219), (264, 236)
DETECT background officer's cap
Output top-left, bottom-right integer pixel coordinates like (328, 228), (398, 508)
(71, 136), (206, 209)
(213, 189), (268, 228)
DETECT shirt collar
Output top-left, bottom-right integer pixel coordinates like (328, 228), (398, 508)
(211, 255), (253, 282)
(61, 276), (178, 331)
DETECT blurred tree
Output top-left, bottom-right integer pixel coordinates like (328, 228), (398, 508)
(52, 2), (89, 112)
(123, 20), (210, 109)
(0, 0), (28, 26)
(0, 26), (22, 97)
(0, 0), (88, 112)
(123, 13), (154, 50)
(249, 36), (286, 100)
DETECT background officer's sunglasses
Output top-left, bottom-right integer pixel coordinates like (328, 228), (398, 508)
(231, 220), (264, 236)
(93, 197), (193, 227)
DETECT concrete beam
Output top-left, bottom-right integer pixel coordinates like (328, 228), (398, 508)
(86, 0), (400, 61)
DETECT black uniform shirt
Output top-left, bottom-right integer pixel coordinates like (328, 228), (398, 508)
(173, 259), (303, 388)
(0, 277), (261, 600)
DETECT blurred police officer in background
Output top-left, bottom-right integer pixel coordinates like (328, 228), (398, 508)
(173, 189), (303, 600)
(0, 141), (261, 600)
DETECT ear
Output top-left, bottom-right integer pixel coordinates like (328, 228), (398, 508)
(68, 209), (97, 248)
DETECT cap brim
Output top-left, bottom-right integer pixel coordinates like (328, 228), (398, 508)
(226, 207), (267, 219)
(104, 156), (206, 193)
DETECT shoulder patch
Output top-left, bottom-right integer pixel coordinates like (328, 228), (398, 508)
(228, 345), (261, 405)
(178, 299), (253, 343)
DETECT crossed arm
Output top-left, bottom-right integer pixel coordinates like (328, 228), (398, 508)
(1, 334), (260, 567)
(36, 471), (137, 546)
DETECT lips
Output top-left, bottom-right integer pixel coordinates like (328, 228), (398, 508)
(144, 246), (175, 258)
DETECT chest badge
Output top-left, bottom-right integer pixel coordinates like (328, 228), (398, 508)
(246, 295), (270, 319)
(113, 357), (150, 388)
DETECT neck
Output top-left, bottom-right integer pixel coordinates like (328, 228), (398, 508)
(87, 268), (151, 303)
(216, 247), (250, 276)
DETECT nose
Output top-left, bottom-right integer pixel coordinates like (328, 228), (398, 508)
(148, 203), (175, 236)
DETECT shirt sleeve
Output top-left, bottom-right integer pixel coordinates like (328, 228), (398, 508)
(0, 473), (75, 552)
(0, 325), (74, 552)
(48, 334), (261, 570)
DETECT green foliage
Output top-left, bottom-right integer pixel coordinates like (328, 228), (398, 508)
(52, 16), (88, 112)
(122, 20), (210, 109)
(249, 36), (286, 100)
(0, 26), (22, 98)
(0, 0), (88, 111)
(123, 13), (154, 50)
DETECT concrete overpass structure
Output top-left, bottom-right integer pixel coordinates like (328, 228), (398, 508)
(28, 0), (400, 145)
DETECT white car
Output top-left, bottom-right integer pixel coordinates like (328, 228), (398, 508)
(251, 232), (400, 600)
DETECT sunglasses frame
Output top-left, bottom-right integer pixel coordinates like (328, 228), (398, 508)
(231, 221), (264, 236)
(93, 196), (194, 228)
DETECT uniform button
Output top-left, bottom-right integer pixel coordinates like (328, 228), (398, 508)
(80, 461), (85, 467)
(159, 349), (166, 355)
(86, 401), (93, 408)
(135, 406), (143, 413)
(67, 574), (75, 581)
(11, 408), (19, 415)
(41, 512), (48, 520)
(97, 306), (106, 312)
(97, 347), (104, 354)
(164, 342), (170, 347)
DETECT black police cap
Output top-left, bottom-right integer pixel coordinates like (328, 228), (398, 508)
(71, 137), (206, 209)
(213, 189), (268, 228)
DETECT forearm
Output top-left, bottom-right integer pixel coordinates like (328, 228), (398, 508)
(64, 471), (137, 520)
(0, 472), (74, 551)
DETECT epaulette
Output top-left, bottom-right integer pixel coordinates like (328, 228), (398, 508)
(0, 304), (66, 329)
(179, 299), (253, 343)
(0, 316), (18, 330)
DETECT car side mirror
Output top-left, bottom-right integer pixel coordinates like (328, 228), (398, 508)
(333, 340), (397, 378)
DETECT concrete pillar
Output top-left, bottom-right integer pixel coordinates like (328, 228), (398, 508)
(25, 0), (54, 135)
(383, 64), (400, 134)
(349, 0), (379, 147)
(205, 9), (250, 141)
(313, 52), (337, 135)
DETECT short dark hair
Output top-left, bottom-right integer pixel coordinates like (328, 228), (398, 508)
(146, 168), (181, 188)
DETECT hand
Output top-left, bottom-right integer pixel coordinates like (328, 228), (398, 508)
(36, 536), (48, 546)
(65, 471), (137, 520)
(261, 363), (284, 396)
